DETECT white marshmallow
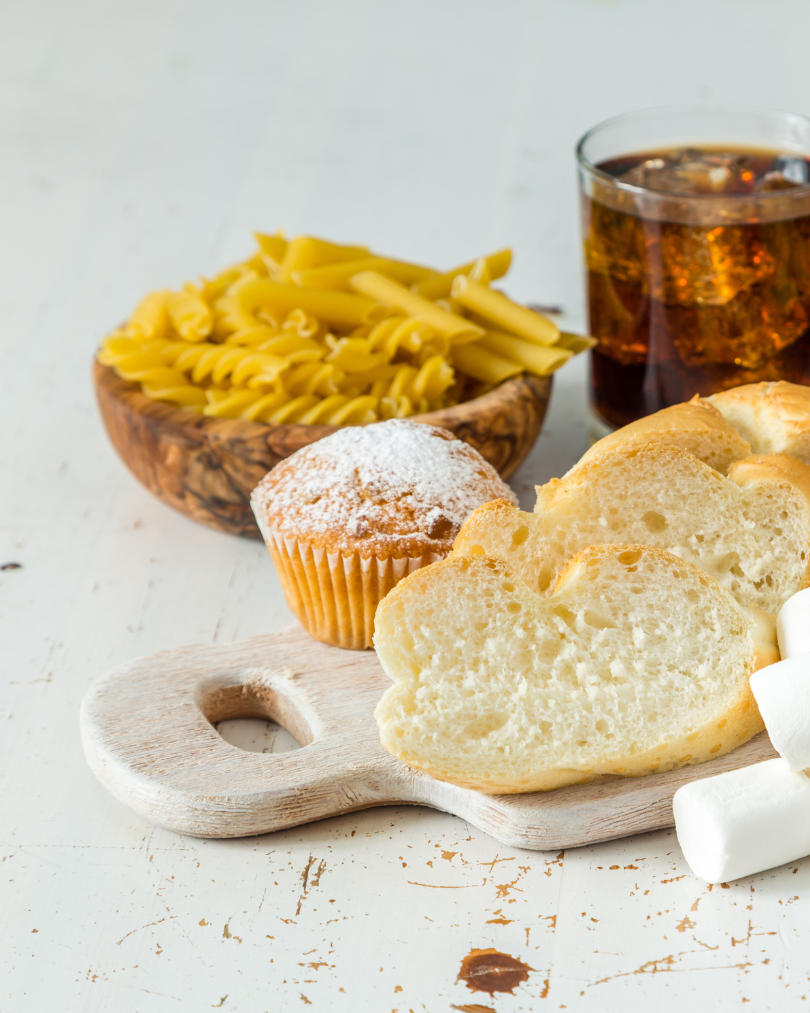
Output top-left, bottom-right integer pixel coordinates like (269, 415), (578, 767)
(776, 586), (810, 659)
(750, 656), (810, 772)
(673, 759), (810, 883)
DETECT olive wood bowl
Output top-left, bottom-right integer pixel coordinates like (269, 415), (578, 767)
(93, 359), (552, 538)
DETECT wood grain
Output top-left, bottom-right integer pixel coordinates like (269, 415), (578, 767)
(80, 625), (778, 850)
(93, 360), (553, 539)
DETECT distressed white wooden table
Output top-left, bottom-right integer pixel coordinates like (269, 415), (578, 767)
(2, 2), (810, 1009)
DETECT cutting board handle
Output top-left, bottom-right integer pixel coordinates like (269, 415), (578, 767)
(80, 628), (408, 838)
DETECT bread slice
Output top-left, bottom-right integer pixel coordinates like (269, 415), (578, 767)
(575, 399), (751, 476)
(707, 381), (810, 465)
(374, 545), (777, 793)
(452, 443), (810, 616)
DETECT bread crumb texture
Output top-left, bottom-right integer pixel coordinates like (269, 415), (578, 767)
(374, 545), (773, 794)
(251, 418), (517, 559)
(453, 443), (810, 615)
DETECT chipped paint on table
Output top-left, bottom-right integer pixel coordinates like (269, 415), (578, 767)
(2, 1), (810, 1009)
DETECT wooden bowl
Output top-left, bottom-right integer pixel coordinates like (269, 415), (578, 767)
(93, 359), (552, 538)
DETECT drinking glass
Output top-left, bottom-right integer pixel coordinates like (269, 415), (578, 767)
(577, 104), (810, 435)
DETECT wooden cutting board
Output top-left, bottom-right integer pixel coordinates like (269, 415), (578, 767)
(80, 625), (777, 850)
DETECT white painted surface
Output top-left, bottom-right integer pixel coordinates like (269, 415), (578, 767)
(2, 1), (810, 1009)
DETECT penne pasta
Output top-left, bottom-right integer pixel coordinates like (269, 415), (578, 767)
(413, 249), (512, 300)
(469, 256), (493, 285)
(275, 236), (370, 282)
(479, 331), (572, 375)
(100, 232), (589, 426)
(349, 272), (484, 343)
(233, 276), (382, 328)
(253, 231), (288, 273)
(201, 264), (255, 303)
(291, 256), (436, 290)
(450, 343), (523, 385)
(556, 331), (598, 353)
(451, 275), (559, 346)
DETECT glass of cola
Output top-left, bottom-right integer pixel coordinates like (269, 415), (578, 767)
(577, 105), (810, 434)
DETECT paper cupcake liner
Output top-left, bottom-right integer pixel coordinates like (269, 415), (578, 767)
(253, 508), (443, 649)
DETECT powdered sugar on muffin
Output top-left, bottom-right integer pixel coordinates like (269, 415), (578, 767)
(251, 419), (517, 559)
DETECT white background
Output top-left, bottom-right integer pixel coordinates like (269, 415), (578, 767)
(2, 1), (810, 1009)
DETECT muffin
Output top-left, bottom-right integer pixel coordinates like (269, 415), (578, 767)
(251, 419), (518, 649)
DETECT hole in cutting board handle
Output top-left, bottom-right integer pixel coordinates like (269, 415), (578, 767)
(216, 718), (302, 754)
(198, 679), (314, 748)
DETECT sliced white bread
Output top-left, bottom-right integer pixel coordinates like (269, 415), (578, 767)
(575, 399), (751, 476)
(707, 381), (810, 465)
(374, 545), (778, 794)
(452, 443), (810, 616)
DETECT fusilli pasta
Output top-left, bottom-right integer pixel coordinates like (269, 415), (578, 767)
(98, 232), (593, 426)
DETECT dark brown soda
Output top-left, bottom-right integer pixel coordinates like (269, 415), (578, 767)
(585, 146), (810, 430)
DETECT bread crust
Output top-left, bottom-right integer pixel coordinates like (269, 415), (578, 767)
(573, 382), (810, 476)
(451, 442), (810, 613)
(375, 546), (777, 794)
(728, 451), (810, 505)
(450, 496), (522, 551)
(572, 399), (751, 476)
(708, 381), (810, 462)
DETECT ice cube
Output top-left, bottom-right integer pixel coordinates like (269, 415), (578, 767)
(653, 224), (774, 306)
(669, 272), (808, 370)
(617, 157), (667, 189)
(774, 155), (810, 185)
(619, 149), (754, 195)
(755, 171), (801, 193)
(754, 158), (809, 193)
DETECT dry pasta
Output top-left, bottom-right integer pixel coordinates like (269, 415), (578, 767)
(98, 232), (590, 426)
(166, 283), (213, 342)
(450, 343), (524, 385)
(349, 271), (484, 343)
(275, 236), (369, 282)
(126, 291), (170, 342)
(451, 275), (560, 346)
(413, 249), (512, 300)
(292, 256), (434, 290)
(478, 331), (572, 374)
